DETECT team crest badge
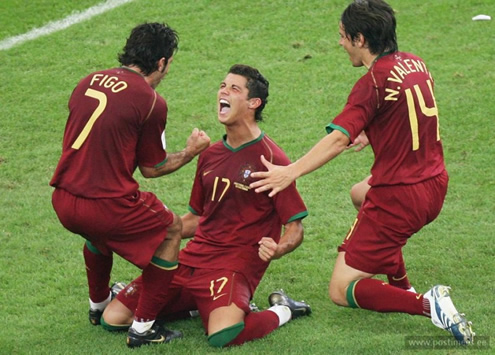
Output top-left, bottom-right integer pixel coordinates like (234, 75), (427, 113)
(235, 163), (256, 191)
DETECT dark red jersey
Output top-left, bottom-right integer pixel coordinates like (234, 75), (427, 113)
(327, 52), (445, 186)
(50, 67), (167, 198)
(179, 133), (308, 292)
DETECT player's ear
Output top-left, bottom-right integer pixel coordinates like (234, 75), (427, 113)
(158, 57), (168, 73)
(248, 97), (262, 109)
(356, 33), (366, 48)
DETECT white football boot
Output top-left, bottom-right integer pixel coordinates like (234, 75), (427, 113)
(424, 285), (474, 345)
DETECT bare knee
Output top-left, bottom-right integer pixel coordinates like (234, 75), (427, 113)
(350, 184), (364, 211)
(101, 299), (133, 328)
(208, 304), (245, 336)
(350, 176), (371, 211)
(328, 280), (348, 307)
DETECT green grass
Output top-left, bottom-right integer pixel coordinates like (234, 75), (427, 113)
(1, 0), (494, 354)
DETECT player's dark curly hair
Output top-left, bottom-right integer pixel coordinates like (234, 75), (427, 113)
(118, 22), (179, 76)
(228, 64), (269, 122)
(341, 0), (398, 55)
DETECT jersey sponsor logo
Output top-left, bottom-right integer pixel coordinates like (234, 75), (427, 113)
(234, 182), (250, 191)
(203, 170), (214, 176)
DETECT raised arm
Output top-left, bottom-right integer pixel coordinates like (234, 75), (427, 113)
(139, 128), (210, 178)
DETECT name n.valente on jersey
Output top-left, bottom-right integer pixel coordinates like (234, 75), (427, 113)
(384, 57), (432, 102)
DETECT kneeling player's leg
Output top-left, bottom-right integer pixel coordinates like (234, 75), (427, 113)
(205, 272), (291, 348)
(224, 310), (281, 347)
(101, 299), (134, 331)
(102, 277), (139, 331)
(330, 252), (428, 316)
(207, 303), (246, 347)
(387, 250), (412, 290)
(102, 273), (189, 332)
(207, 303), (282, 348)
(329, 251), (373, 306)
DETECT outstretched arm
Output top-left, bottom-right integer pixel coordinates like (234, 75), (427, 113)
(139, 128), (210, 178)
(250, 130), (350, 197)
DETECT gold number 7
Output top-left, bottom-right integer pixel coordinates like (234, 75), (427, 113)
(71, 88), (108, 150)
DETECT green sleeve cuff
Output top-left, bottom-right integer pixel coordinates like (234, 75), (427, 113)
(325, 123), (350, 138)
(287, 211), (308, 223)
(188, 205), (199, 215)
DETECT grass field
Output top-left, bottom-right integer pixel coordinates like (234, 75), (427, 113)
(0, 0), (494, 354)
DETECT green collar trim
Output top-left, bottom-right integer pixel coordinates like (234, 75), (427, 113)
(222, 132), (265, 152)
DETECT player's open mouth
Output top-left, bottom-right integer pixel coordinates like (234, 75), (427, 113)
(219, 98), (231, 114)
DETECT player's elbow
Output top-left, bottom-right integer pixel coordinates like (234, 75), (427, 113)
(138, 165), (159, 178)
(330, 130), (352, 154)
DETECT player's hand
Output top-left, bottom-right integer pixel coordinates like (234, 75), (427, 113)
(347, 131), (369, 152)
(258, 237), (280, 262)
(185, 128), (210, 157)
(249, 155), (295, 197)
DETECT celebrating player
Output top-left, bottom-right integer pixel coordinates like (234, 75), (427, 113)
(249, 0), (474, 345)
(101, 64), (311, 347)
(50, 23), (210, 348)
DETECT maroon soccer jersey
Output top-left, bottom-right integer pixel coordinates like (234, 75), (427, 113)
(327, 52), (445, 186)
(50, 67), (167, 198)
(179, 133), (308, 292)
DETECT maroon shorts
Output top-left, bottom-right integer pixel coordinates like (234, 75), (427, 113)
(52, 188), (174, 268)
(117, 265), (252, 330)
(338, 170), (448, 275)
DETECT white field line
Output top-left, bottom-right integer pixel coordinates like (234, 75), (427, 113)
(0, 0), (134, 51)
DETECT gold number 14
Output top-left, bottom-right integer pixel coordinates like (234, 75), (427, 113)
(404, 79), (440, 151)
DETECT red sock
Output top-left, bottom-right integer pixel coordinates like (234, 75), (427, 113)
(226, 311), (279, 346)
(349, 279), (426, 316)
(387, 256), (411, 290)
(83, 243), (113, 303)
(134, 260), (177, 322)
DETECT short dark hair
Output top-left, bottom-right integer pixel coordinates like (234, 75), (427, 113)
(118, 22), (179, 76)
(228, 64), (269, 122)
(341, 0), (398, 55)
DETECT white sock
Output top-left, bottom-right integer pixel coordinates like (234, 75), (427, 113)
(268, 305), (291, 326)
(131, 320), (154, 333)
(89, 291), (111, 311)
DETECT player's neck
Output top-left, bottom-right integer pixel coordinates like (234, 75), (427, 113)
(122, 65), (144, 76)
(225, 122), (261, 149)
(363, 52), (378, 69)
(121, 65), (157, 87)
